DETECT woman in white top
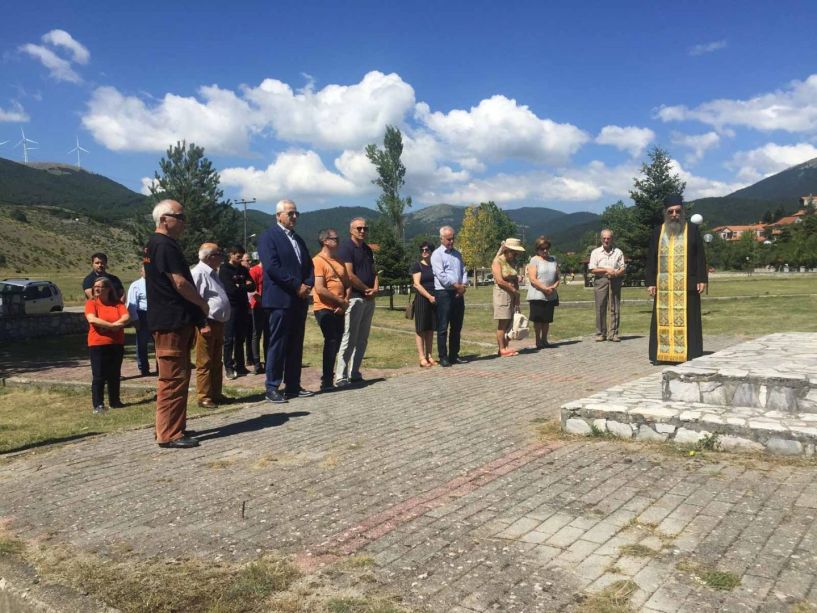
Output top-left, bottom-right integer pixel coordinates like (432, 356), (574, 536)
(526, 236), (560, 349)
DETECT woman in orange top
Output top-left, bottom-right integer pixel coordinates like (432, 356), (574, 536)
(84, 277), (130, 413)
(311, 228), (350, 391)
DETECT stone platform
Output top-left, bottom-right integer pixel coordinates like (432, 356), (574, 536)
(561, 333), (817, 456)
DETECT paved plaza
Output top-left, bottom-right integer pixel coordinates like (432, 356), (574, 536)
(2, 334), (817, 611)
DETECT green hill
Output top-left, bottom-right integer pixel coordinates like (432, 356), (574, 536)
(0, 157), (149, 220)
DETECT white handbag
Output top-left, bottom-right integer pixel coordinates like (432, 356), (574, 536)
(506, 310), (529, 341)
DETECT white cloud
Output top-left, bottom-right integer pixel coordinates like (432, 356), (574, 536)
(0, 101), (29, 122)
(19, 29), (89, 83)
(416, 95), (589, 164)
(671, 131), (721, 163)
(669, 160), (746, 199)
(657, 74), (817, 133)
(220, 150), (361, 201)
(243, 71), (415, 149)
(726, 142), (817, 182)
(140, 176), (159, 196)
(595, 125), (655, 157)
(82, 85), (255, 154)
(689, 40), (727, 56)
(41, 29), (90, 64)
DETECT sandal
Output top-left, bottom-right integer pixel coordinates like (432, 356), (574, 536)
(426, 356), (437, 366)
(499, 348), (519, 357)
(420, 358), (431, 367)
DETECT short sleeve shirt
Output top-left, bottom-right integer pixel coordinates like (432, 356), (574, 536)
(82, 271), (124, 297)
(410, 261), (435, 293)
(312, 254), (349, 312)
(338, 238), (375, 298)
(85, 299), (128, 346)
(145, 233), (202, 332)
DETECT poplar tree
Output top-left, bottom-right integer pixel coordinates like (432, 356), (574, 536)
(365, 125), (412, 240)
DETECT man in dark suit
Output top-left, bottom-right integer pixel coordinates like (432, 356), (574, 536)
(258, 198), (315, 403)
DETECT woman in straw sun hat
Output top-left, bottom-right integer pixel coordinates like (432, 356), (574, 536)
(492, 237), (525, 356)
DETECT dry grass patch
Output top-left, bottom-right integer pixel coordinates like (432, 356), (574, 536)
(618, 543), (659, 558)
(580, 579), (638, 613)
(675, 559), (741, 591)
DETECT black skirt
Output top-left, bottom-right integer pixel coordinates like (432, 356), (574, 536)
(529, 299), (556, 323)
(414, 292), (436, 333)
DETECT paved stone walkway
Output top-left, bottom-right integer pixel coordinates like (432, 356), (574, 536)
(2, 334), (817, 611)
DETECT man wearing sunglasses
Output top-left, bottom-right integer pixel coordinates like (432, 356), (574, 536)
(335, 217), (379, 386)
(144, 200), (211, 449)
(258, 198), (315, 403)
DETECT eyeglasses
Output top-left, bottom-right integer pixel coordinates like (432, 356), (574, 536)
(355, 226), (369, 231)
(163, 212), (186, 221)
(284, 211), (299, 218)
(325, 236), (339, 241)
(421, 247), (431, 252)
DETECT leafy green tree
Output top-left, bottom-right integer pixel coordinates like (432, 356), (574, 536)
(365, 125), (412, 240)
(368, 217), (409, 288)
(627, 147), (686, 272)
(457, 201), (518, 280)
(142, 141), (240, 263)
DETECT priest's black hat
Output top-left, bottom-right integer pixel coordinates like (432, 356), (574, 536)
(663, 193), (684, 208)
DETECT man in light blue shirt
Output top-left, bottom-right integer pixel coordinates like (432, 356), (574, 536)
(126, 265), (151, 376)
(431, 225), (468, 367)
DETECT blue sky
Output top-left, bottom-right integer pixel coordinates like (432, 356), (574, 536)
(2, 0), (816, 214)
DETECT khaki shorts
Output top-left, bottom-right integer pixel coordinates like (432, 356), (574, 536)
(493, 285), (516, 320)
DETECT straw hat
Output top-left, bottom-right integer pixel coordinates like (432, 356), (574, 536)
(504, 237), (525, 252)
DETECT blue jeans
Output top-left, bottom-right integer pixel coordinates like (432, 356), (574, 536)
(434, 289), (464, 361)
(135, 310), (152, 374)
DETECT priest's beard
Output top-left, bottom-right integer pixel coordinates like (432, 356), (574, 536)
(664, 210), (685, 236)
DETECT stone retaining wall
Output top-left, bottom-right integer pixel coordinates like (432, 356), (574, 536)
(0, 312), (87, 342)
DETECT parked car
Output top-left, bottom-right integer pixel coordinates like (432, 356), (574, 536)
(0, 278), (64, 316)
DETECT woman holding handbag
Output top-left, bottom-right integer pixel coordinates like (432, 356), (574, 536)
(492, 238), (526, 356)
(526, 236), (560, 349)
(410, 241), (437, 367)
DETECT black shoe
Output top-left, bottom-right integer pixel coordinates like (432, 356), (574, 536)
(139, 370), (151, 377)
(320, 383), (335, 392)
(285, 388), (315, 399)
(182, 430), (199, 438)
(109, 401), (126, 409)
(158, 436), (200, 449)
(334, 379), (350, 388)
(214, 395), (233, 404)
(451, 357), (468, 364)
(265, 390), (288, 404)
(235, 367), (250, 376)
(349, 376), (364, 384)
(439, 358), (451, 367)
(254, 364), (265, 375)
(225, 368), (238, 380)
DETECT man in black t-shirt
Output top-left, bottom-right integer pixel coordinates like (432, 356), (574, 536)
(82, 252), (125, 301)
(334, 217), (379, 386)
(218, 245), (255, 379)
(145, 199), (210, 449)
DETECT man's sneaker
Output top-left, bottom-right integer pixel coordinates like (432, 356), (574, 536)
(253, 364), (265, 375)
(594, 335), (606, 342)
(610, 335), (621, 342)
(93, 404), (106, 414)
(235, 366), (250, 376)
(349, 375), (364, 384)
(285, 388), (315, 399)
(320, 382), (335, 392)
(225, 368), (238, 380)
(265, 389), (288, 404)
(334, 379), (350, 388)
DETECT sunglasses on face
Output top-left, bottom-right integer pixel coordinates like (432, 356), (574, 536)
(355, 226), (369, 231)
(164, 212), (186, 221)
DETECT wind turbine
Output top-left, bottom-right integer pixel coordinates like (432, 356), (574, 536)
(68, 136), (89, 168)
(15, 128), (38, 164)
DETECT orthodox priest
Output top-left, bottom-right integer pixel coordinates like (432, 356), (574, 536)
(645, 193), (708, 364)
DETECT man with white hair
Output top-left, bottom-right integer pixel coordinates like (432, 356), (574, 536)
(431, 225), (468, 367)
(258, 198), (315, 403)
(144, 200), (210, 448)
(588, 229), (626, 342)
(645, 193), (708, 364)
(190, 243), (231, 409)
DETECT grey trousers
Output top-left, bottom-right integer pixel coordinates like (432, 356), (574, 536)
(335, 297), (376, 382)
(593, 277), (622, 338)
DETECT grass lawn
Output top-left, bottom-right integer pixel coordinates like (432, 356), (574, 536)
(1, 275), (816, 454)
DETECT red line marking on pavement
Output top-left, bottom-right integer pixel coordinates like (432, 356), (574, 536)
(303, 440), (565, 563)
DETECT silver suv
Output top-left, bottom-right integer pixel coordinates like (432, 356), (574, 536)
(0, 278), (64, 316)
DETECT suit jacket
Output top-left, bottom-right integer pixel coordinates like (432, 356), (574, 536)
(645, 222), (708, 291)
(258, 224), (315, 309)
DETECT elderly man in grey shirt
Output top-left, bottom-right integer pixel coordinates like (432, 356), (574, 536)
(588, 228), (626, 342)
(431, 225), (469, 367)
(191, 243), (231, 408)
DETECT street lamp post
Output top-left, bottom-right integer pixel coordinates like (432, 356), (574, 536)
(703, 233), (713, 295)
(235, 197), (257, 248)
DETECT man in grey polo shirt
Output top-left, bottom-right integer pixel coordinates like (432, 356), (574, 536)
(588, 229), (626, 342)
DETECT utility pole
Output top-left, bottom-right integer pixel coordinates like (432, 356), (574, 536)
(235, 198), (256, 248)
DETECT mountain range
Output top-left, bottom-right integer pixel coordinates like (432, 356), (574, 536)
(1, 155), (815, 253)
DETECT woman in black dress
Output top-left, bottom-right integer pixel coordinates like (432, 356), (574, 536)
(410, 241), (437, 367)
